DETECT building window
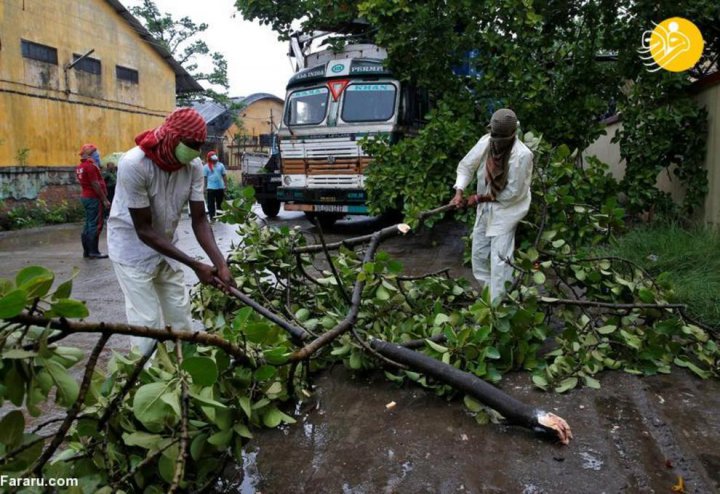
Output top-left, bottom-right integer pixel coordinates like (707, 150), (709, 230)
(72, 54), (101, 75)
(21, 40), (58, 65)
(116, 65), (139, 84)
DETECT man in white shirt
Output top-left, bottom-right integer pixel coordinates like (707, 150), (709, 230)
(450, 109), (533, 301)
(108, 108), (234, 354)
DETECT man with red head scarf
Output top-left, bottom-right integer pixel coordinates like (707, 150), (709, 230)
(75, 143), (110, 258)
(107, 108), (235, 354)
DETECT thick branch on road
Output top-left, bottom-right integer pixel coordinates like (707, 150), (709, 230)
(371, 340), (573, 444)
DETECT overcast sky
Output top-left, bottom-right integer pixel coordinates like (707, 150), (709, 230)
(122, 0), (293, 99)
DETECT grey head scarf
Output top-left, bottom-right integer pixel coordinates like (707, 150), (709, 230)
(485, 108), (518, 197)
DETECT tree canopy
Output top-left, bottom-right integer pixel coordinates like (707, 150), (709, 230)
(236, 0), (718, 218)
(130, 0), (230, 104)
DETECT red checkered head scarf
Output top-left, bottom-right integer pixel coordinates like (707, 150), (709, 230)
(135, 108), (207, 172)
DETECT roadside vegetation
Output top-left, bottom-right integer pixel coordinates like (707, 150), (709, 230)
(600, 224), (720, 327)
(0, 200), (84, 231)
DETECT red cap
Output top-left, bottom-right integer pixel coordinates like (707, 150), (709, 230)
(79, 143), (97, 156)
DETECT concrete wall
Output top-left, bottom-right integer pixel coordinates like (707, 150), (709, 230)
(583, 78), (720, 227)
(0, 0), (177, 200)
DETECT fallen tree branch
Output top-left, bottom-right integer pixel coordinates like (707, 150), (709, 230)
(28, 333), (111, 477)
(291, 224), (411, 360)
(370, 339), (573, 445)
(221, 283), (310, 343)
(538, 298), (686, 310)
(9, 315), (253, 366)
(293, 205), (453, 254)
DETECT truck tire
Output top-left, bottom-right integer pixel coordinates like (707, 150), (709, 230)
(261, 200), (281, 218)
(304, 212), (342, 229)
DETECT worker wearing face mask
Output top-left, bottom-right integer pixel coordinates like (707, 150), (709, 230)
(107, 108), (235, 355)
(449, 109), (534, 302)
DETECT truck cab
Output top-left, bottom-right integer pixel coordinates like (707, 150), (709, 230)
(276, 43), (406, 227)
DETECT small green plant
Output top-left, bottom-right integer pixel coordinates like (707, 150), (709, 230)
(0, 200), (84, 231)
(15, 148), (30, 166)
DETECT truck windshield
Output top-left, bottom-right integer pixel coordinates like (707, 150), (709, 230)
(285, 87), (329, 126)
(341, 83), (396, 123)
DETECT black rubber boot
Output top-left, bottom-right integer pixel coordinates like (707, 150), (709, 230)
(88, 236), (108, 259)
(81, 233), (90, 258)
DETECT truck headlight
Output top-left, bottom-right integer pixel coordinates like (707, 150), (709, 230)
(283, 175), (292, 185)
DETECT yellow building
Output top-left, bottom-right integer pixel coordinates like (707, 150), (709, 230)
(0, 0), (201, 201)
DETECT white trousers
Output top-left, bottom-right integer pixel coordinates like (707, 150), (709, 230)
(471, 209), (517, 302)
(112, 261), (193, 355)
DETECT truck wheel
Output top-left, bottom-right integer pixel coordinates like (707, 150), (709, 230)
(304, 212), (342, 229)
(261, 200), (281, 218)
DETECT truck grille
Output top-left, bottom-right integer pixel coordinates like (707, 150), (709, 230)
(307, 175), (361, 187)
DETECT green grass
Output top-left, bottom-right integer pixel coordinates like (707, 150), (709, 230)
(600, 223), (720, 327)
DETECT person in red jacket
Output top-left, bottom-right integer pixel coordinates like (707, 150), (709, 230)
(75, 143), (111, 259)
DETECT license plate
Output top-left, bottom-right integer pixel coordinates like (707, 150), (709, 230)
(314, 204), (348, 213)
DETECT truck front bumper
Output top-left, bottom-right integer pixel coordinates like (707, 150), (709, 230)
(278, 187), (368, 214)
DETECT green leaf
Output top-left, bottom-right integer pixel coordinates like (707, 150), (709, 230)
(189, 390), (227, 409)
(182, 356), (219, 387)
(160, 391), (181, 417)
(233, 423), (253, 439)
(0, 410), (25, 448)
(554, 377), (578, 393)
(44, 359), (79, 407)
(262, 407), (284, 428)
(208, 428), (233, 447)
(525, 247), (539, 262)
(375, 285), (390, 301)
(50, 299), (89, 319)
(532, 374), (548, 389)
(582, 375), (601, 389)
(16, 266), (54, 298)
(0, 289), (28, 319)
(238, 396), (252, 418)
(433, 313), (450, 326)
(463, 395), (483, 413)
(133, 382), (173, 426)
(349, 351), (362, 370)
(597, 325), (617, 335)
(485, 347), (501, 360)
(533, 271), (546, 285)
(425, 339), (448, 353)
(2, 349), (38, 359)
(637, 287), (655, 303)
(294, 308), (310, 322)
(191, 433), (208, 460)
(122, 432), (163, 449)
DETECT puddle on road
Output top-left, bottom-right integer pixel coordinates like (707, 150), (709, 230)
(579, 450), (604, 471)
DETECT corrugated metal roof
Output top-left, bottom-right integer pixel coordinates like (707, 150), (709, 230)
(104, 0), (203, 94)
(233, 93), (284, 107)
(191, 101), (228, 124)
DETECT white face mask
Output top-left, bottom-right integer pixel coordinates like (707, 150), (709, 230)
(175, 142), (201, 165)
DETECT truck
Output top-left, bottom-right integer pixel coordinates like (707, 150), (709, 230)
(275, 30), (427, 227)
(240, 146), (282, 218)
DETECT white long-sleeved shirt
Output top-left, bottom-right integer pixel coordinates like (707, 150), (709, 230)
(454, 134), (534, 236)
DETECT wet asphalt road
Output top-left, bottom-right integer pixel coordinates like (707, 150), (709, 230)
(0, 206), (718, 494)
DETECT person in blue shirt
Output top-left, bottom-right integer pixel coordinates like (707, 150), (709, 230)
(203, 150), (227, 220)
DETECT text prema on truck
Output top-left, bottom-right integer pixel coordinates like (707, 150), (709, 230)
(271, 31), (427, 227)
